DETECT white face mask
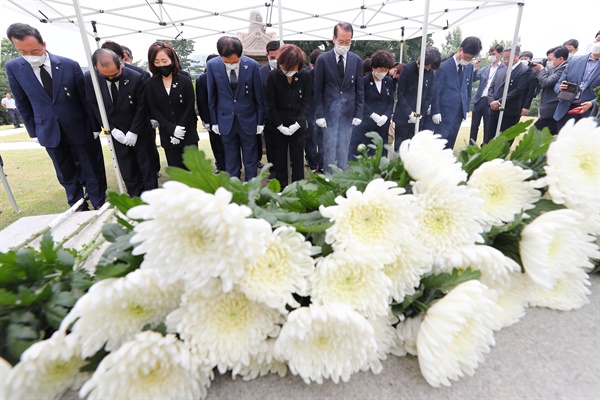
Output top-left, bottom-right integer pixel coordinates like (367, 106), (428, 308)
(546, 61), (555, 70)
(373, 71), (387, 80)
(591, 43), (600, 56)
(22, 53), (46, 67)
(224, 62), (239, 70)
(458, 58), (470, 66)
(488, 55), (497, 63)
(520, 59), (530, 67)
(268, 59), (278, 69)
(335, 44), (350, 57)
(281, 70), (296, 77)
(567, 53), (574, 60)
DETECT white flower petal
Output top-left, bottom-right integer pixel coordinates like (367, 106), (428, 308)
(528, 267), (591, 311)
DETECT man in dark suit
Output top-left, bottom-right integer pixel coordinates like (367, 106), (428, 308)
(5, 23), (107, 210)
(314, 22), (364, 172)
(431, 36), (482, 149)
(488, 46), (534, 136)
(530, 46), (568, 135)
(85, 48), (157, 197)
(196, 54), (225, 173)
(470, 44), (505, 144)
(393, 47), (441, 151)
(259, 40), (280, 172)
(305, 49), (324, 172)
(206, 36), (264, 181)
(553, 42), (600, 131)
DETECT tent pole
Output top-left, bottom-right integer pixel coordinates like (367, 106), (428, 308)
(278, 0), (285, 44)
(399, 26), (405, 64)
(72, 0), (125, 194)
(0, 163), (19, 213)
(413, 0), (430, 135)
(495, 2), (524, 138)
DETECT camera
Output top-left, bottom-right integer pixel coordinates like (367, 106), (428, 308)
(529, 58), (547, 68)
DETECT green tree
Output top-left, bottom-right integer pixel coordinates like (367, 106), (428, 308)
(442, 26), (462, 56)
(1, 37), (20, 125)
(159, 39), (196, 75)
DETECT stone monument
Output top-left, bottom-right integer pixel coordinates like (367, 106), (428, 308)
(238, 9), (277, 65)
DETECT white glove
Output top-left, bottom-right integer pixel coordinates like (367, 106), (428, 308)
(174, 125), (186, 140)
(111, 128), (127, 144)
(31, 137), (39, 144)
(377, 115), (388, 127)
(256, 125), (264, 135)
(278, 125), (292, 136)
(432, 113), (442, 125)
(427, 105), (431, 115)
(408, 113), (418, 124)
(93, 131), (100, 139)
(352, 118), (362, 126)
(316, 118), (327, 128)
(170, 136), (181, 145)
(203, 123), (210, 130)
(289, 121), (301, 134)
(124, 131), (138, 146)
(370, 112), (381, 123)
(150, 119), (160, 129)
(212, 125), (220, 135)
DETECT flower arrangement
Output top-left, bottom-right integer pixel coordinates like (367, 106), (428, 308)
(1, 118), (598, 399)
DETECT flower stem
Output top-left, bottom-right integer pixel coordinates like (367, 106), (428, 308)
(413, 300), (430, 313)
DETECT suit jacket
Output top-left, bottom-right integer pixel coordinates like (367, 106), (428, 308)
(206, 55), (264, 135)
(488, 62), (534, 116)
(5, 52), (96, 148)
(553, 54), (600, 120)
(431, 56), (473, 120)
(195, 72), (210, 125)
(267, 68), (312, 128)
(144, 72), (198, 149)
(260, 63), (276, 122)
(313, 49), (364, 121)
(536, 61), (568, 119)
(125, 63), (150, 82)
(394, 61), (434, 123)
(472, 63), (506, 104)
(85, 67), (153, 145)
(361, 73), (394, 120)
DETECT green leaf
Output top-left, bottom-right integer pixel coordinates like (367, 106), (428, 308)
(102, 223), (129, 243)
(510, 125), (554, 164)
(167, 147), (231, 193)
(523, 199), (566, 221)
(461, 138), (511, 177)
(94, 263), (138, 281)
(3, 311), (44, 364)
(39, 232), (57, 263)
(56, 248), (76, 268)
(491, 232), (523, 272)
(108, 192), (145, 216)
(44, 291), (80, 329)
(497, 119), (533, 141)
(0, 289), (17, 306)
(80, 349), (109, 372)
(71, 270), (94, 291)
(267, 178), (281, 194)
(421, 267), (481, 292)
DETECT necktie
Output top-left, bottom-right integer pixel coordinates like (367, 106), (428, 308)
(40, 65), (53, 98)
(337, 55), (345, 79)
(230, 68), (238, 91)
(457, 64), (463, 84)
(111, 82), (118, 107)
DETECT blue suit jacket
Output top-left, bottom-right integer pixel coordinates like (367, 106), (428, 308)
(6, 52), (95, 148)
(206, 55), (264, 135)
(553, 54), (600, 120)
(313, 49), (364, 121)
(195, 72), (210, 125)
(472, 63), (506, 104)
(431, 57), (473, 120)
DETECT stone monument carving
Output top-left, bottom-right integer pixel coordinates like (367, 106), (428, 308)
(238, 9), (277, 64)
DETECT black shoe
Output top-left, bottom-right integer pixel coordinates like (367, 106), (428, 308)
(214, 168), (221, 174)
(156, 171), (161, 179)
(75, 202), (90, 212)
(257, 161), (264, 169)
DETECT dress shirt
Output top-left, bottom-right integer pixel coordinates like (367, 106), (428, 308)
(334, 49), (347, 70)
(482, 63), (500, 97)
(33, 53), (53, 85)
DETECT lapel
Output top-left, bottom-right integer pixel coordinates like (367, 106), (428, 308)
(96, 72), (114, 111)
(447, 57), (460, 88)
(16, 58), (47, 99)
(581, 56), (600, 87)
(329, 50), (342, 86)
(236, 56), (249, 97)
(48, 53), (63, 105)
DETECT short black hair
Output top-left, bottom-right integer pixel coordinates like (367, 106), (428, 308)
(551, 46), (569, 61)
(334, 22), (353, 39)
(504, 45), (521, 55)
(101, 41), (124, 59)
(489, 44), (504, 53)
(520, 51), (533, 59)
(7, 23), (44, 44)
(206, 54), (219, 62)
(420, 47), (441, 70)
(563, 39), (579, 49)
(370, 50), (394, 69)
(216, 36), (243, 57)
(266, 40), (280, 53)
(92, 48), (121, 70)
(309, 48), (323, 65)
(5, 92), (10, 95)
(460, 36), (482, 56)
(121, 45), (132, 58)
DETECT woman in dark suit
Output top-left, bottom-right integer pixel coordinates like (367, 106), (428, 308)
(145, 41), (198, 169)
(266, 44), (312, 189)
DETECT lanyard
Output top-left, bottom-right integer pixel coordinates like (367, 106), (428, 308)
(580, 59), (600, 92)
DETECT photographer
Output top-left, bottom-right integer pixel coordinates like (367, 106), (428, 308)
(530, 46), (568, 135)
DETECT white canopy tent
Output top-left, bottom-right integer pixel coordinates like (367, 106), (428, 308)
(5, 0), (525, 189)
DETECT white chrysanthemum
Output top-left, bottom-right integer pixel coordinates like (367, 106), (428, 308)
(363, 313), (399, 373)
(468, 159), (542, 230)
(128, 182), (272, 291)
(80, 332), (211, 400)
(237, 226), (317, 310)
(274, 303), (378, 384)
(5, 332), (87, 400)
(412, 181), (485, 270)
(60, 269), (183, 358)
(528, 267), (591, 311)
(1, 357), (11, 400)
(391, 313), (423, 357)
(520, 209), (599, 289)
(492, 271), (529, 329)
(166, 280), (284, 373)
(544, 118), (600, 233)
(231, 339), (288, 381)
(310, 252), (391, 318)
(319, 179), (418, 263)
(399, 130), (467, 186)
(383, 238), (433, 303)
(417, 280), (499, 387)
(445, 245), (521, 287)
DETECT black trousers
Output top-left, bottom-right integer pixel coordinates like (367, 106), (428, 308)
(113, 138), (158, 197)
(305, 120), (323, 171)
(534, 117), (559, 135)
(208, 129), (226, 170)
(489, 110), (521, 139)
(470, 97), (491, 144)
(270, 126), (306, 189)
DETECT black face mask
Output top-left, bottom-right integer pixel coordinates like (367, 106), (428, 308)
(156, 64), (174, 77)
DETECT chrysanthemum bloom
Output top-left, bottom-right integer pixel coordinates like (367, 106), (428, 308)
(363, 313), (399, 373)
(528, 267), (591, 311)
(0, 357), (11, 400)
(166, 280), (284, 373)
(274, 303), (378, 384)
(445, 245), (520, 287)
(237, 226), (317, 311)
(319, 179), (418, 263)
(383, 238), (433, 303)
(467, 159), (541, 231)
(79, 332), (211, 400)
(520, 209), (599, 289)
(231, 339), (288, 381)
(412, 181), (485, 271)
(492, 271), (529, 329)
(128, 182), (272, 291)
(391, 313), (423, 357)
(60, 269), (183, 358)
(399, 130), (467, 186)
(417, 280), (499, 387)
(5, 332), (87, 400)
(544, 118), (600, 234)
(310, 251), (391, 318)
